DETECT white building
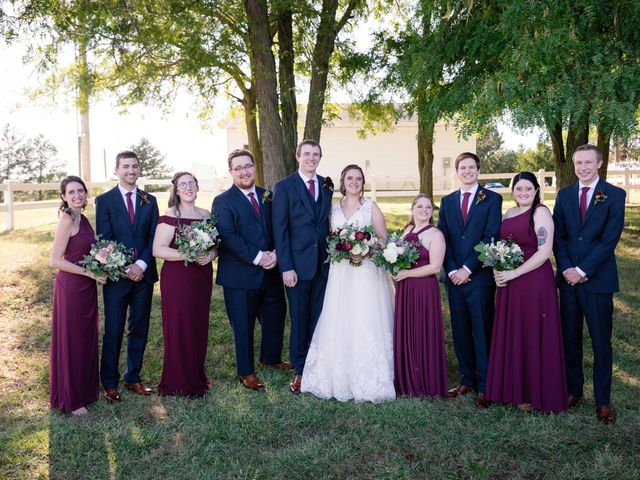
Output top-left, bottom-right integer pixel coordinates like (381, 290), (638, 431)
(220, 105), (476, 193)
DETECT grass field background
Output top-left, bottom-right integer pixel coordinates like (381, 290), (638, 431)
(0, 196), (638, 479)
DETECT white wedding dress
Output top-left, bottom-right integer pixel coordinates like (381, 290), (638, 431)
(301, 199), (396, 403)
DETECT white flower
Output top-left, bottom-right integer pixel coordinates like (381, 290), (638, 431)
(351, 243), (363, 255)
(349, 232), (356, 240)
(360, 244), (369, 256)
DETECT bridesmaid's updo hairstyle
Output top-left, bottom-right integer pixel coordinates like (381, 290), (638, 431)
(407, 193), (436, 228)
(339, 164), (365, 198)
(58, 175), (88, 216)
(511, 171), (541, 228)
(168, 171), (198, 222)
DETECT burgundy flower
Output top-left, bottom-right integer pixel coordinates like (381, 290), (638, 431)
(475, 190), (487, 205)
(593, 190), (607, 205)
(355, 231), (366, 241)
(139, 192), (150, 206)
(324, 176), (334, 191)
(342, 241), (353, 251)
(364, 232), (372, 241)
(335, 242), (344, 252)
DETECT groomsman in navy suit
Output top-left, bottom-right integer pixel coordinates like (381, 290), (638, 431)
(272, 139), (333, 394)
(213, 149), (289, 391)
(438, 152), (502, 408)
(553, 144), (626, 424)
(96, 151), (159, 402)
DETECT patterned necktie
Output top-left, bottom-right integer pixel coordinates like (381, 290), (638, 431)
(126, 191), (135, 225)
(461, 191), (471, 224)
(580, 186), (589, 222)
(308, 179), (316, 200)
(248, 192), (262, 218)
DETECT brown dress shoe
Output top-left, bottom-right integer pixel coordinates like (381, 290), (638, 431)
(239, 373), (265, 391)
(568, 395), (582, 408)
(290, 374), (302, 394)
(104, 388), (121, 403)
(124, 382), (153, 395)
(475, 393), (491, 409)
(595, 405), (616, 424)
(259, 361), (294, 371)
(448, 384), (473, 398)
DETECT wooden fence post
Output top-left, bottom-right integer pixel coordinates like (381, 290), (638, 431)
(623, 168), (631, 203)
(537, 169), (546, 204)
(5, 181), (14, 231)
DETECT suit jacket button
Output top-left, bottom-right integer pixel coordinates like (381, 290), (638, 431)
(578, 237), (582, 240)
(462, 235), (466, 240)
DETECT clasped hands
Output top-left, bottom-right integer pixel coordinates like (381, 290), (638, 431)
(450, 268), (471, 286)
(493, 268), (518, 287)
(258, 251), (278, 270)
(562, 267), (588, 287)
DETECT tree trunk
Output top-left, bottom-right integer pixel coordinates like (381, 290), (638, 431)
(596, 125), (612, 181)
(417, 114), (435, 197)
(241, 89), (265, 186)
(244, 0), (286, 188)
(562, 112), (590, 188)
(277, 7), (298, 174)
(78, 42), (91, 188)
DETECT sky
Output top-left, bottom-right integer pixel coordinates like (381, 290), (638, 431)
(0, 40), (539, 182)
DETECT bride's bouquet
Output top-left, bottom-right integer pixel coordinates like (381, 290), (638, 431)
(81, 238), (133, 281)
(474, 236), (524, 271)
(326, 225), (376, 267)
(174, 215), (220, 266)
(371, 234), (420, 275)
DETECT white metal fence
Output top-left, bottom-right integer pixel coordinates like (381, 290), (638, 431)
(1, 169), (639, 232)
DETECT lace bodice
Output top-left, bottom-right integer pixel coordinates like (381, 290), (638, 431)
(330, 198), (373, 231)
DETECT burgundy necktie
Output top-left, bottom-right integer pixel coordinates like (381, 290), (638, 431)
(461, 191), (471, 224)
(308, 179), (316, 200)
(580, 186), (589, 222)
(126, 191), (135, 225)
(248, 192), (262, 218)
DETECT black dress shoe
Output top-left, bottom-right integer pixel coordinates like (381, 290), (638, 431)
(104, 388), (121, 403)
(595, 405), (616, 424)
(475, 393), (491, 409)
(568, 395), (582, 408)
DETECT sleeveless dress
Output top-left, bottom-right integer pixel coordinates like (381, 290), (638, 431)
(157, 216), (213, 397)
(485, 206), (569, 412)
(50, 214), (100, 412)
(301, 199), (396, 403)
(394, 225), (448, 397)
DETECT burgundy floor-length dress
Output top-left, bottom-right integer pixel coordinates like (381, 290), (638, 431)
(486, 206), (569, 413)
(394, 225), (448, 397)
(157, 216), (213, 397)
(50, 214), (100, 412)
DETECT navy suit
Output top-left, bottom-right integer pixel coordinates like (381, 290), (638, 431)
(272, 172), (333, 374)
(95, 186), (159, 389)
(553, 179), (625, 406)
(212, 185), (287, 376)
(438, 186), (502, 393)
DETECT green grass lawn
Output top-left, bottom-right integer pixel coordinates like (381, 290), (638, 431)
(0, 199), (639, 479)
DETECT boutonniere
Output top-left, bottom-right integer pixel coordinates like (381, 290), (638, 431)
(323, 176), (334, 192)
(593, 189), (607, 205)
(475, 190), (487, 205)
(139, 192), (149, 206)
(261, 190), (273, 203)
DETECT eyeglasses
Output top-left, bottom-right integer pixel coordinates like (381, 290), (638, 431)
(177, 181), (198, 189)
(231, 164), (255, 172)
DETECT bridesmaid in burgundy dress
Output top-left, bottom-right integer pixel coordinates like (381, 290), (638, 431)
(486, 172), (568, 413)
(50, 176), (106, 416)
(394, 194), (448, 397)
(153, 172), (217, 397)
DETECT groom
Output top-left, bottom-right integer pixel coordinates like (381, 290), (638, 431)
(438, 152), (502, 408)
(95, 150), (159, 402)
(553, 143), (626, 424)
(213, 148), (289, 392)
(272, 139), (333, 393)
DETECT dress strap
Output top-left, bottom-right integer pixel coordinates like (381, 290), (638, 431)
(413, 224), (433, 236)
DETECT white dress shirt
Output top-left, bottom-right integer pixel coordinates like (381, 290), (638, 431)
(298, 170), (319, 202)
(238, 185), (264, 266)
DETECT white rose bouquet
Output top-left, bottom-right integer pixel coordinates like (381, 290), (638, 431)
(81, 238), (133, 281)
(174, 215), (220, 266)
(474, 237), (524, 271)
(371, 235), (420, 275)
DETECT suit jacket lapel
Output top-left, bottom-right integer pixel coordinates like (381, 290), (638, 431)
(452, 190), (465, 230)
(464, 188), (483, 228)
(231, 185), (265, 228)
(568, 183), (581, 230)
(583, 179), (605, 225)
(317, 175), (332, 221)
(111, 187), (134, 232)
(293, 174), (316, 217)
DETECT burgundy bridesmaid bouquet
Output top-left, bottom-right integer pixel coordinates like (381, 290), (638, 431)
(371, 235), (420, 275)
(81, 238), (133, 281)
(326, 225), (375, 267)
(474, 237), (524, 271)
(174, 215), (220, 266)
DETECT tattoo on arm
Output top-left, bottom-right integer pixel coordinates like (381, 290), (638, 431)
(536, 226), (548, 246)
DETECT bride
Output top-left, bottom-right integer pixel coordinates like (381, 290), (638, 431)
(301, 164), (395, 403)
